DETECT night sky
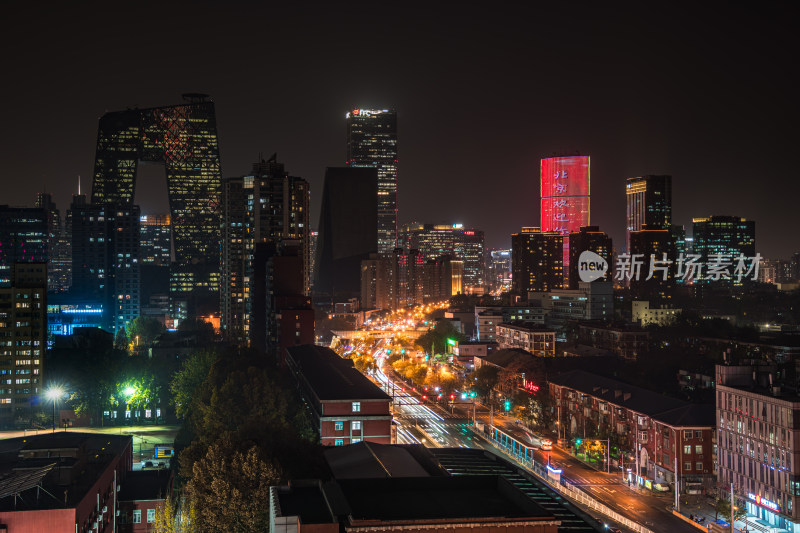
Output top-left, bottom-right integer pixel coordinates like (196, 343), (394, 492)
(1, 2), (796, 258)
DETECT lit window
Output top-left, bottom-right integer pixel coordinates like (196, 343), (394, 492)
(352, 402), (361, 412)
(147, 508), (156, 523)
(335, 439), (344, 446)
(133, 510), (141, 523)
(335, 421), (343, 431)
(352, 421), (361, 430)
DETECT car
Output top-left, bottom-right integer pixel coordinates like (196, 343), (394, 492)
(540, 439), (552, 451)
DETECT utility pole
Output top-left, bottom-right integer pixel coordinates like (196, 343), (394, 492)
(675, 455), (680, 512)
(730, 482), (734, 532)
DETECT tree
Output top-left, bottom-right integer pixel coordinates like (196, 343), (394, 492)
(178, 318), (217, 344)
(127, 316), (165, 348)
(713, 497), (745, 521)
(185, 437), (280, 532)
(114, 327), (129, 352)
(471, 365), (500, 406)
(153, 497), (176, 533)
(415, 319), (466, 355)
(170, 349), (218, 420)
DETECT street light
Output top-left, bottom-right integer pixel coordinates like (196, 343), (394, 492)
(45, 386), (64, 432)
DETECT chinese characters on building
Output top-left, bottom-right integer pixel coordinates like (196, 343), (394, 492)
(615, 253), (761, 282)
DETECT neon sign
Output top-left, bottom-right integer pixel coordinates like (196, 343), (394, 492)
(748, 493), (779, 512)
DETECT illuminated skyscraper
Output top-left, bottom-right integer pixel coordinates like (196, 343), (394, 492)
(346, 108), (397, 255)
(626, 175), (672, 251)
(692, 216), (756, 263)
(35, 193), (71, 292)
(0, 206), (47, 287)
(139, 214), (171, 266)
(540, 156), (590, 278)
(399, 223), (484, 292)
(567, 225), (612, 289)
(91, 94), (222, 316)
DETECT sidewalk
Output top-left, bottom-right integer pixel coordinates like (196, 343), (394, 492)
(676, 497), (784, 533)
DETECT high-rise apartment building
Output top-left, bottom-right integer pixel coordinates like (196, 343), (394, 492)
(716, 364), (800, 532)
(346, 108), (397, 255)
(91, 94), (222, 315)
(399, 224), (484, 292)
(315, 167), (378, 299)
(69, 195), (140, 332)
(540, 156), (590, 277)
(35, 193), (71, 292)
(359, 249), (428, 311)
(511, 227), (563, 296)
(488, 249), (512, 294)
(626, 175), (672, 251)
(220, 156), (311, 347)
(139, 215), (171, 266)
(567, 225), (612, 289)
(0, 206), (47, 287)
(692, 216), (756, 263)
(0, 263), (46, 427)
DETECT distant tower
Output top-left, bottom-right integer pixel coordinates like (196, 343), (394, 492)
(626, 175), (672, 251)
(540, 156), (590, 279)
(346, 108), (397, 255)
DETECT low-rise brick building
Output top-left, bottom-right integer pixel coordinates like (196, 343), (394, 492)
(496, 323), (556, 356)
(286, 344), (392, 446)
(549, 369), (715, 492)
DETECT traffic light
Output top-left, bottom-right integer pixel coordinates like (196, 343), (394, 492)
(422, 395), (427, 400)
(401, 349), (405, 354)
(576, 438), (582, 446)
(450, 394), (455, 400)
(460, 393), (467, 400)
(504, 400), (511, 411)
(438, 393), (443, 398)
(425, 355), (430, 361)
(469, 391), (476, 398)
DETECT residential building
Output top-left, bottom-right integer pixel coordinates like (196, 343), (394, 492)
(69, 195), (140, 332)
(285, 344), (392, 446)
(567, 225), (612, 289)
(117, 470), (173, 533)
(399, 223), (485, 291)
(35, 193), (71, 292)
(495, 323), (556, 356)
(475, 306), (547, 343)
(577, 323), (649, 360)
(453, 340), (498, 368)
(0, 432), (135, 532)
(0, 205), (47, 287)
(315, 167), (378, 299)
(626, 175), (672, 251)
(632, 300), (681, 326)
(346, 108), (397, 255)
(511, 227), (563, 296)
(529, 282), (614, 327)
(220, 156), (311, 346)
(422, 255), (462, 303)
(0, 263), (46, 427)
(540, 155), (591, 274)
(91, 94), (222, 316)
(549, 370), (715, 492)
(716, 364), (800, 532)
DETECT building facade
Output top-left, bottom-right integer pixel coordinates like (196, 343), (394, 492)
(511, 227), (563, 296)
(626, 175), (672, 251)
(495, 323), (556, 356)
(0, 264), (46, 427)
(0, 205), (47, 287)
(346, 108), (398, 256)
(692, 216), (757, 267)
(577, 324), (649, 360)
(35, 193), (71, 292)
(716, 364), (800, 532)
(550, 370), (715, 493)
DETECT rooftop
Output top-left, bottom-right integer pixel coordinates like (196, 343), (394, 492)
(286, 344), (391, 402)
(550, 369), (715, 427)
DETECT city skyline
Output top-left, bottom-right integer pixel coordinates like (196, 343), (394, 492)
(0, 3), (796, 260)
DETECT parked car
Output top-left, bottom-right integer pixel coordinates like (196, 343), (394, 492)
(540, 439), (553, 451)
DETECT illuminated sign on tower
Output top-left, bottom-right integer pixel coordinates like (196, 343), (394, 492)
(540, 156), (590, 278)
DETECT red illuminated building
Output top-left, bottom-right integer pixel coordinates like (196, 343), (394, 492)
(285, 345), (393, 446)
(540, 156), (590, 278)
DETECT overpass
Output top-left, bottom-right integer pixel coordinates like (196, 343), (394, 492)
(331, 329), (427, 341)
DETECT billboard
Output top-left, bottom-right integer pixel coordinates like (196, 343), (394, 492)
(540, 156), (590, 234)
